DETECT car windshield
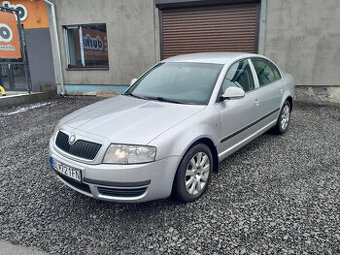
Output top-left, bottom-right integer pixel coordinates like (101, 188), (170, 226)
(124, 62), (223, 105)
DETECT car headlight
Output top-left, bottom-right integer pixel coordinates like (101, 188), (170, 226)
(103, 144), (156, 164)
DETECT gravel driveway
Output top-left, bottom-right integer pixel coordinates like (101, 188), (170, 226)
(0, 94), (339, 254)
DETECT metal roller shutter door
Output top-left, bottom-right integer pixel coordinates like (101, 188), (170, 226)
(161, 3), (259, 59)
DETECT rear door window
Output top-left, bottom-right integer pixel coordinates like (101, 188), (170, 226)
(252, 58), (281, 86)
(271, 62), (282, 80)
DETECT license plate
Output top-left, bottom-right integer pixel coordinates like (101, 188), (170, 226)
(50, 157), (82, 182)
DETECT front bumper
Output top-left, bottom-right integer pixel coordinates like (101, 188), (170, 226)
(49, 138), (180, 202)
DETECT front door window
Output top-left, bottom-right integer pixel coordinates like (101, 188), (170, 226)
(221, 59), (255, 94)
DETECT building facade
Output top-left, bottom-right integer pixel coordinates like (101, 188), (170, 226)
(46, 0), (340, 94)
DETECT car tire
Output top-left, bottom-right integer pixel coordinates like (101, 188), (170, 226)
(273, 100), (291, 135)
(173, 143), (213, 202)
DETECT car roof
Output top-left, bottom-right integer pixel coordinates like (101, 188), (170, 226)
(162, 52), (261, 65)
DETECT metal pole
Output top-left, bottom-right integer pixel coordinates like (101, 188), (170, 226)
(258, 0), (268, 55)
(16, 10), (32, 93)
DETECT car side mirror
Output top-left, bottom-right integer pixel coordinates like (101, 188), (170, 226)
(220, 86), (246, 100)
(130, 78), (138, 86)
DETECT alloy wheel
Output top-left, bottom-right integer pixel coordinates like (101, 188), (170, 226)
(185, 152), (210, 195)
(280, 105), (290, 130)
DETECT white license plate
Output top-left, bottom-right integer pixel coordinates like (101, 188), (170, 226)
(51, 157), (82, 182)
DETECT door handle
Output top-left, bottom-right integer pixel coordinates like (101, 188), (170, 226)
(280, 88), (284, 93)
(254, 98), (260, 106)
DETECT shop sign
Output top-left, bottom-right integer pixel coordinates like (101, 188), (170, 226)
(82, 28), (108, 61)
(0, 10), (21, 59)
(1, 0), (49, 29)
(1, 1), (27, 21)
(74, 28), (108, 63)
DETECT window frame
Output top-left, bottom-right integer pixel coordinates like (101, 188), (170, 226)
(63, 23), (109, 71)
(250, 57), (282, 87)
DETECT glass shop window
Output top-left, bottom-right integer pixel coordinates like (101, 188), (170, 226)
(64, 24), (109, 69)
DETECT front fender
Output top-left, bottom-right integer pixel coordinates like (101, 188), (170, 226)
(148, 109), (220, 161)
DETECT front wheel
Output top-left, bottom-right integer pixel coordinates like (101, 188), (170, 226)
(273, 101), (291, 135)
(173, 144), (213, 202)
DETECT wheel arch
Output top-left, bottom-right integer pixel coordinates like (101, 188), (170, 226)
(186, 137), (219, 173)
(285, 96), (293, 111)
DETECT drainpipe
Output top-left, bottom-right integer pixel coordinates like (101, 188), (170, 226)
(43, 0), (65, 95)
(258, 0), (268, 55)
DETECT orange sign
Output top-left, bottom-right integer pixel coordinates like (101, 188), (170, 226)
(0, 11), (21, 59)
(1, 0), (49, 29)
(74, 27), (109, 63)
(82, 28), (108, 62)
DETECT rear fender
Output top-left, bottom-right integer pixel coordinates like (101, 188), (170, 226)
(281, 73), (295, 107)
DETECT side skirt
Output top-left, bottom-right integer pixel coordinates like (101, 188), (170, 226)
(218, 120), (277, 162)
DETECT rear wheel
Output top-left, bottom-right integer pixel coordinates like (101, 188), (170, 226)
(173, 144), (213, 202)
(273, 101), (291, 134)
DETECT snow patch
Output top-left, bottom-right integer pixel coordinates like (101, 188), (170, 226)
(0, 102), (54, 116)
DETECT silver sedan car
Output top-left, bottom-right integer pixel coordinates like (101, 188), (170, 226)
(49, 52), (294, 203)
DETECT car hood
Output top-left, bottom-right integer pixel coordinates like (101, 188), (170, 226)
(61, 95), (205, 144)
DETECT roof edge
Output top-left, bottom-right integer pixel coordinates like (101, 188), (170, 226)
(155, 0), (260, 10)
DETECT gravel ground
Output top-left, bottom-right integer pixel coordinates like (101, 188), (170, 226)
(0, 94), (339, 254)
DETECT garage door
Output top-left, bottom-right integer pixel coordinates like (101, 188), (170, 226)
(161, 3), (259, 59)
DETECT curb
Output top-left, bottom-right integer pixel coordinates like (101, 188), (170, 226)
(0, 92), (57, 109)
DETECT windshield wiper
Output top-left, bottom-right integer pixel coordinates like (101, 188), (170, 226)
(147, 96), (184, 104)
(123, 93), (184, 104)
(123, 92), (149, 100)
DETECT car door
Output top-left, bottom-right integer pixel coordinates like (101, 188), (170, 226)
(215, 59), (261, 155)
(250, 58), (284, 126)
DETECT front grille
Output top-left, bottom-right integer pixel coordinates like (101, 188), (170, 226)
(55, 171), (91, 194)
(55, 131), (101, 160)
(98, 187), (147, 197)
